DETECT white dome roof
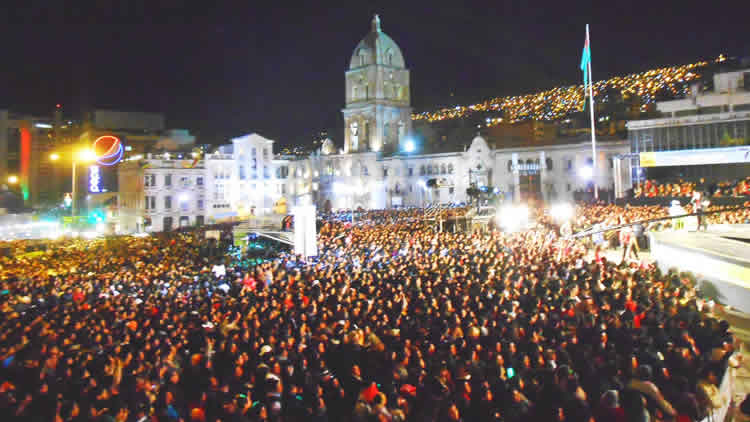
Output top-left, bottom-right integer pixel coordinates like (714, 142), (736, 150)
(349, 15), (406, 70)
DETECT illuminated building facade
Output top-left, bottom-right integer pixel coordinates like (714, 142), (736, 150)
(114, 15), (629, 232)
(343, 15), (412, 154)
(0, 110), (68, 207)
(627, 69), (750, 182)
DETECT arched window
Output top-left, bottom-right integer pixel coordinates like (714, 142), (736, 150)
(546, 157), (553, 171)
(386, 49), (394, 66)
(358, 49), (367, 66)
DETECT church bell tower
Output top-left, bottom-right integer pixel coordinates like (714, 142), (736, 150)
(342, 15), (412, 154)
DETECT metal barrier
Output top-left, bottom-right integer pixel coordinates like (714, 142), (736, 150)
(700, 363), (734, 422)
(570, 205), (749, 240)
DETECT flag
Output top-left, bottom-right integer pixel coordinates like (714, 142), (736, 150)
(580, 25), (591, 89)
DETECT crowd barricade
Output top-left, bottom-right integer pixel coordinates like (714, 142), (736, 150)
(700, 363), (735, 422)
(616, 196), (748, 207)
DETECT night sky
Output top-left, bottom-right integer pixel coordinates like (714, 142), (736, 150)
(2, 1), (749, 147)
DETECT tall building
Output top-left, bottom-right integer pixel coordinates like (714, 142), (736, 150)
(343, 15), (412, 154)
(113, 15), (629, 233)
(0, 110), (72, 207)
(626, 69), (750, 182)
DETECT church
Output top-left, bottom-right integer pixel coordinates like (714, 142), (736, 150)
(309, 15), (628, 210)
(117, 15), (628, 232)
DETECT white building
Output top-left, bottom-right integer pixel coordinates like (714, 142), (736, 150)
(115, 15), (628, 232)
(626, 68), (750, 183)
(311, 15), (627, 210)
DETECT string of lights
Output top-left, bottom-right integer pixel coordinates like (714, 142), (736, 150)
(412, 56), (728, 125)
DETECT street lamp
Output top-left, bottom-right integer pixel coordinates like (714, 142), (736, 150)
(49, 153), (60, 161)
(70, 148), (96, 217)
(404, 139), (416, 153)
(7, 175), (18, 185)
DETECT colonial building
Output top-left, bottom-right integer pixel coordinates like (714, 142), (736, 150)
(115, 15), (628, 233)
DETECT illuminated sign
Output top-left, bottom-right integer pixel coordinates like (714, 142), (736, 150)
(93, 135), (124, 166)
(640, 146), (750, 167)
(89, 165), (101, 193)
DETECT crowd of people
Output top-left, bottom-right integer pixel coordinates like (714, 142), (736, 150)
(634, 177), (750, 199)
(0, 202), (746, 422)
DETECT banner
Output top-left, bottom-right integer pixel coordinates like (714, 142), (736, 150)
(640, 146), (750, 167)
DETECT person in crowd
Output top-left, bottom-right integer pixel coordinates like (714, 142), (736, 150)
(0, 205), (744, 422)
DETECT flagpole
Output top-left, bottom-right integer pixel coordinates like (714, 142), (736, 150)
(586, 24), (599, 201)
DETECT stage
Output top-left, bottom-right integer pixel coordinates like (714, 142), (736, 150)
(649, 225), (750, 313)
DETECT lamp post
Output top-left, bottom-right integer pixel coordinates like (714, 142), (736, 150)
(51, 149), (95, 217)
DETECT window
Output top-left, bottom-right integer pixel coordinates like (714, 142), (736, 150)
(165, 174), (172, 187)
(214, 184), (225, 202)
(144, 195), (150, 210)
(263, 148), (269, 159)
(196, 177), (203, 186)
(383, 167), (389, 177)
(507, 160), (513, 172)
(449, 187), (454, 195)
(196, 216), (204, 226)
(144, 174), (156, 187)
(239, 165), (246, 180)
(263, 166), (269, 179)
(408, 168), (414, 176)
(566, 159), (573, 171)
(197, 199), (204, 210)
(180, 176), (191, 188)
(447, 163), (454, 174)
(363, 166), (369, 176)
(164, 196), (172, 209)
(180, 200), (189, 212)
(546, 158), (553, 171)
(567, 183), (572, 192)
(441, 164), (446, 175)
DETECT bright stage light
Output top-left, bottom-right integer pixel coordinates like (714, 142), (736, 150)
(404, 139), (415, 153)
(550, 203), (574, 222)
(497, 204), (529, 232)
(579, 165), (593, 180)
(333, 182), (349, 195)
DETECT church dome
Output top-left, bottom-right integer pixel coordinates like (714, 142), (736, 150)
(349, 15), (406, 70)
